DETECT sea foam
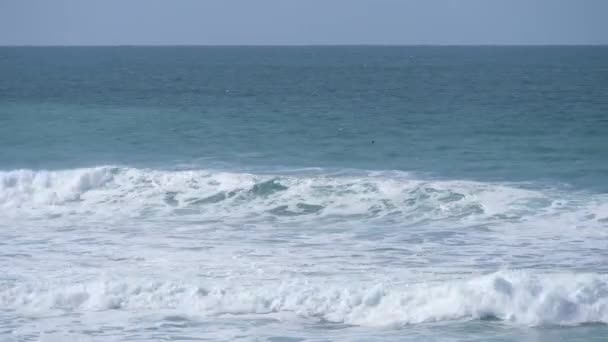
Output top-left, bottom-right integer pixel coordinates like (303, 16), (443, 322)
(1, 166), (606, 228)
(3, 271), (607, 327)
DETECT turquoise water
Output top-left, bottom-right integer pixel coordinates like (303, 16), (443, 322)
(1, 47), (608, 341)
(2, 47), (607, 187)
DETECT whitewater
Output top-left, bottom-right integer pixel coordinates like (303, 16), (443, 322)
(2, 166), (608, 341)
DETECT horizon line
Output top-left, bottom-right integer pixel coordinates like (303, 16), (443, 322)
(1, 43), (607, 48)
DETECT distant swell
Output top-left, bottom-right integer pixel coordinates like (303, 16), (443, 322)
(1, 166), (607, 225)
(3, 271), (608, 327)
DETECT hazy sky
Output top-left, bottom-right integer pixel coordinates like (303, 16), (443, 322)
(1, 0), (607, 45)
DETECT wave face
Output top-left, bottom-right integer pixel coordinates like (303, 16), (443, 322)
(2, 271), (608, 327)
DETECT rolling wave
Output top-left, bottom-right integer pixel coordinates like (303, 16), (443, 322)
(1, 166), (607, 226)
(3, 271), (607, 327)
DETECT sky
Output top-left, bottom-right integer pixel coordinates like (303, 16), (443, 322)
(0, 0), (607, 46)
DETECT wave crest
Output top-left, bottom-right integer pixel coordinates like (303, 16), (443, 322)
(1, 166), (606, 226)
(0, 167), (115, 206)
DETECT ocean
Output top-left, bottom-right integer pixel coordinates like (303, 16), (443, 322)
(1, 46), (607, 341)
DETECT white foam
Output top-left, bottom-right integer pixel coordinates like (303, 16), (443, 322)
(3, 271), (607, 327)
(0, 167), (114, 207)
(2, 166), (602, 227)
(2, 167), (608, 340)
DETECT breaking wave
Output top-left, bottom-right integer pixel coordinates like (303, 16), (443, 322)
(1, 166), (607, 225)
(3, 271), (608, 327)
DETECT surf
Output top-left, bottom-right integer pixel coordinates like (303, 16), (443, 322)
(1, 166), (606, 227)
(3, 270), (608, 327)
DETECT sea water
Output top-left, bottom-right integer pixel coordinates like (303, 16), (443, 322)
(1, 46), (608, 341)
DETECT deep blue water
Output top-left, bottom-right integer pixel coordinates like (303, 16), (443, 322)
(1, 47), (608, 342)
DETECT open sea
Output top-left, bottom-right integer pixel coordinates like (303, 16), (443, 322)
(1, 46), (608, 341)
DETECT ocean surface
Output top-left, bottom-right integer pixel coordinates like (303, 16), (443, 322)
(1, 46), (608, 341)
